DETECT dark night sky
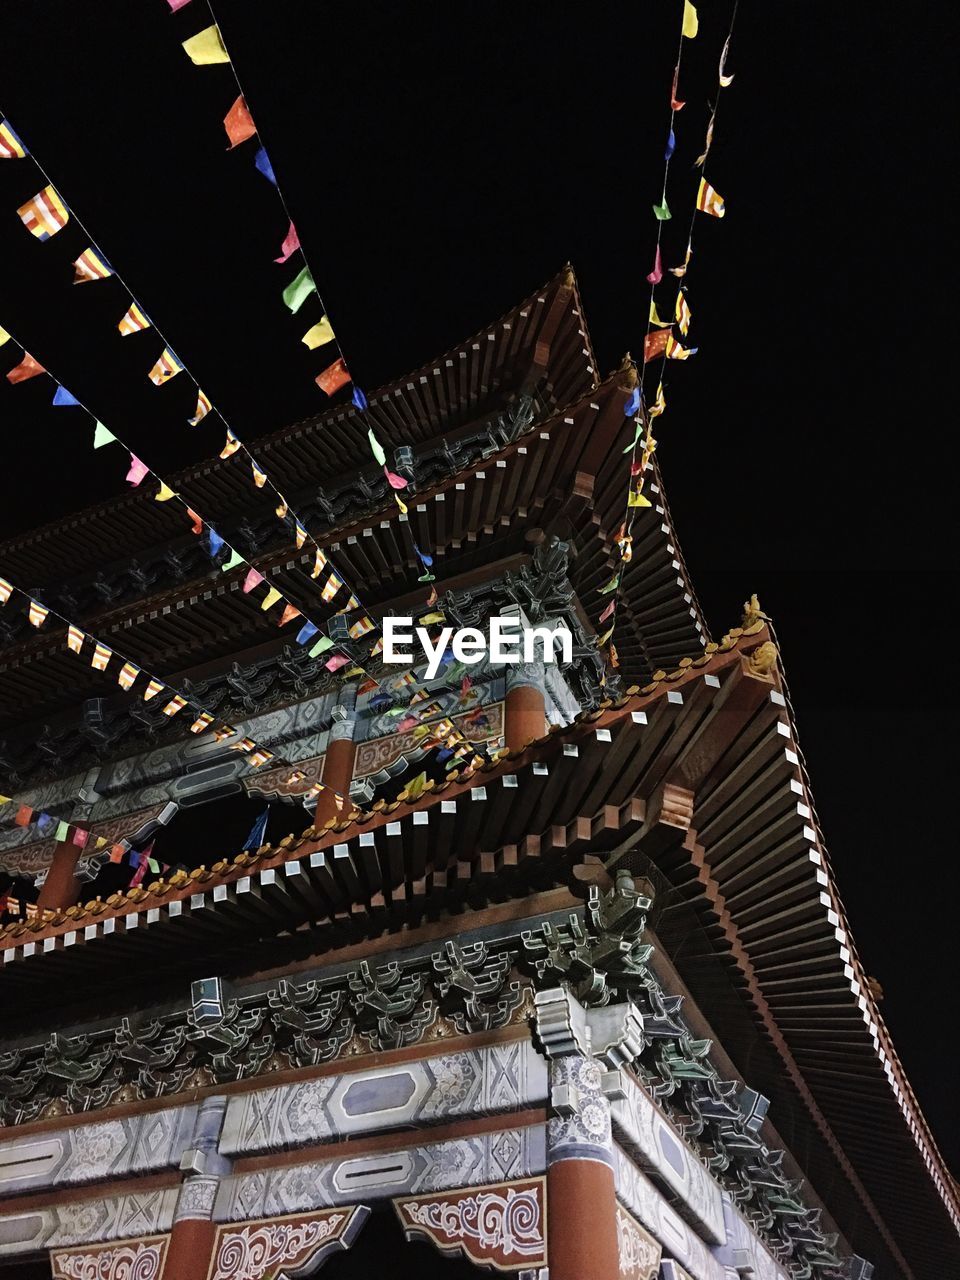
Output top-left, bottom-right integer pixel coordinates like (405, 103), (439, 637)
(0, 0), (956, 1171)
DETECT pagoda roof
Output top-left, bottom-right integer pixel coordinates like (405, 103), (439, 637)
(2, 620), (957, 1276)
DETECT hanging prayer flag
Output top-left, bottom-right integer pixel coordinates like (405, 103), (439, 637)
(682, 1), (698, 38)
(14, 805), (33, 827)
(73, 248), (113, 284)
(384, 468), (407, 490)
(261, 586), (282, 611)
(279, 603), (301, 626)
(696, 178), (725, 218)
(249, 748), (273, 768)
(118, 302), (151, 336)
(18, 185), (69, 240)
(0, 578), (11, 604)
(126, 454), (149, 486)
(622, 419), (644, 454)
(155, 481), (175, 502)
(167, 0), (194, 9)
(224, 95), (256, 148)
(675, 291), (692, 335)
(220, 428), (241, 458)
(321, 573), (343, 603)
(220, 548), (243, 572)
(0, 325), (9, 346)
(186, 507), (202, 534)
(666, 334), (698, 360)
(646, 246), (663, 285)
(251, 460), (267, 488)
(719, 36), (735, 86)
(309, 634), (334, 657)
(6, 352), (45, 383)
(275, 220), (299, 264)
(93, 422), (115, 448)
(696, 116), (715, 168)
(670, 64), (685, 111)
(643, 331), (670, 362)
(624, 387), (641, 418)
(311, 547), (327, 578)
(275, 498), (288, 519)
(118, 661), (139, 690)
(162, 694), (187, 717)
(349, 616), (374, 640)
(301, 317), (335, 349)
(254, 147), (277, 184)
(243, 568), (263, 593)
(599, 572), (621, 596)
(208, 528), (224, 557)
(182, 25), (230, 64)
(664, 128), (676, 161)
(92, 641), (112, 670)
(190, 711), (214, 734)
(649, 383), (666, 419)
(214, 726), (236, 742)
(296, 620), (318, 645)
(282, 266), (316, 313)
(143, 678), (164, 700)
(352, 387), (368, 412)
(148, 348), (183, 384)
(599, 600), (616, 624)
(325, 653), (350, 672)
(295, 522), (307, 549)
(241, 809), (270, 852)
(233, 737), (256, 753)
(52, 385), (81, 407)
(652, 199), (671, 221)
(0, 120), (27, 159)
(189, 389), (211, 425)
(316, 357), (350, 396)
(670, 242), (693, 278)
(628, 487), (653, 508)
(67, 623), (84, 653)
(367, 428), (386, 465)
(28, 600), (49, 628)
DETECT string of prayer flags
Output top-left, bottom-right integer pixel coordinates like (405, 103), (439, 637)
(190, 711), (214, 734)
(118, 661), (139, 690)
(7, 352), (45, 383)
(666, 334), (698, 360)
(275, 221), (299, 264)
(254, 148), (277, 185)
(282, 266), (316, 313)
(118, 303), (151, 336)
(384, 468), (408, 490)
(652, 198), (672, 222)
(248, 747), (273, 768)
(126, 454), (149, 486)
(18, 186), (69, 240)
(182, 25), (230, 65)
(143, 678), (164, 700)
(73, 248), (113, 284)
(316, 357), (350, 396)
(220, 428), (241, 458)
(675, 291), (692, 336)
(92, 640), (112, 670)
(275, 497), (288, 519)
(148, 348), (183, 384)
(643, 331), (670, 362)
(223, 95), (256, 148)
(243, 568), (264, 593)
(52, 385), (81, 407)
(696, 179), (725, 218)
(261, 586), (282, 611)
(162, 694), (187, 717)
(302, 317), (335, 349)
(28, 600), (49, 628)
(67, 623), (84, 653)
(0, 120), (27, 159)
(188, 390), (211, 424)
(682, 1), (698, 38)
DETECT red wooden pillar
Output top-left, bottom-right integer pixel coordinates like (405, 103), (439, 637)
(504, 661), (547, 752)
(36, 839), (84, 912)
(162, 1096), (229, 1280)
(315, 683), (358, 827)
(548, 1157), (620, 1280)
(162, 1206), (218, 1280)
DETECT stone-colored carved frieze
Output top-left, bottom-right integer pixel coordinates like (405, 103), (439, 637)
(49, 1233), (169, 1280)
(395, 1177), (546, 1272)
(215, 1128), (546, 1224)
(208, 1205), (369, 1280)
(615, 1206), (661, 1280)
(614, 1148), (725, 1280)
(0, 1188), (178, 1262)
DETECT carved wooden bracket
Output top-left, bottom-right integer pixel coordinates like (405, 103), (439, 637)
(50, 1234), (170, 1280)
(207, 1205), (369, 1280)
(394, 1176), (547, 1272)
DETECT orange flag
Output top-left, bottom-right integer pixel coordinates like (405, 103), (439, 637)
(223, 95), (256, 148)
(6, 352), (45, 383)
(315, 358), (351, 396)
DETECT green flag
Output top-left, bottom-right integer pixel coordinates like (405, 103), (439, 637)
(367, 427), (386, 466)
(93, 421), (116, 449)
(652, 200), (671, 221)
(220, 548), (243, 572)
(282, 266), (316, 314)
(308, 634), (334, 658)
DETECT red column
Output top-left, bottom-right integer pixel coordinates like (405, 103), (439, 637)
(315, 734), (356, 827)
(162, 1214), (218, 1280)
(547, 1157), (620, 1280)
(36, 840), (83, 911)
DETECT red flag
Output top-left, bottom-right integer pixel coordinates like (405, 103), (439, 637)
(275, 220), (300, 264)
(224, 95), (256, 148)
(185, 507), (203, 535)
(14, 805), (33, 827)
(6, 352), (45, 383)
(670, 64), (685, 110)
(643, 330), (670, 362)
(646, 245), (662, 285)
(279, 603), (301, 626)
(316, 358), (351, 396)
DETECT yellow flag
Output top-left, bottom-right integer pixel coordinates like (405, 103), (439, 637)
(682, 1), (698, 38)
(154, 482), (176, 502)
(628, 488), (652, 508)
(182, 25), (230, 65)
(261, 586), (282, 611)
(0, 325), (10, 347)
(649, 301), (672, 328)
(301, 317), (335, 349)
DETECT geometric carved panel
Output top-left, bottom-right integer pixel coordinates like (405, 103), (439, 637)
(50, 1234), (169, 1280)
(394, 1178), (546, 1272)
(206, 1205), (369, 1280)
(616, 1207), (661, 1280)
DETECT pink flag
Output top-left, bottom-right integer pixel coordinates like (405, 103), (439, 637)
(325, 653), (350, 672)
(243, 568), (264, 593)
(599, 600), (616, 623)
(646, 246), (662, 284)
(166, 0), (194, 8)
(384, 467), (408, 490)
(126, 453), (149, 486)
(275, 220), (300, 264)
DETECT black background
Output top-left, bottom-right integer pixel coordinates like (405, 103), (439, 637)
(0, 1), (956, 1171)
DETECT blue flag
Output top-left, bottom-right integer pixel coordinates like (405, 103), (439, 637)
(254, 147), (277, 184)
(53, 385), (81, 407)
(664, 128), (676, 160)
(296, 620), (319, 645)
(242, 809), (269, 852)
(413, 543), (433, 567)
(208, 528), (224, 557)
(352, 386), (368, 412)
(624, 388), (641, 417)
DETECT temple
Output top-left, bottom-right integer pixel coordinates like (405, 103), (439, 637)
(0, 269), (956, 1280)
